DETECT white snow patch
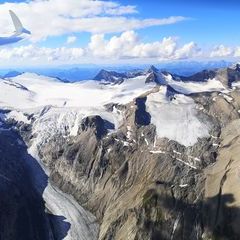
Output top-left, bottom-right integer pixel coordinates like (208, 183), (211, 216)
(153, 135), (157, 148)
(179, 184), (188, 188)
(150, 150), (165, 154)
(175, 158), (197, 169)
(171, 214), (181, 240)
(196, 105), (204, 111)
(6, 110), (31, 124)
(123, 141), (130, 147)
(173, 150), (181, 155)
(212, 97), (217, 102)
(219, 93), (233, 103)
(126, 126), (132, 139)
(232, 81), (240, 88)
(144, 138), (149, 146)
(168, 77), (225, 95)
(188, 156), (201, 162)
(146, 87), (210, 147)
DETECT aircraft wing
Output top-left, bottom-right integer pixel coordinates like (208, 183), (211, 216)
(9, 10), (23, 35)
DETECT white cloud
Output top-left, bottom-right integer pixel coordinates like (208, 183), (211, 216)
(210, 45), (233, 57)
(0, 31), (201, 64)
(0, 0), (187, 41)
(174, 42), (201, 59)
(66, 36), (77, 44)
(105, 5), (137, 15)
(88, 31), (201, 60)
(0, 45), (84, 62)
(234, 47), (240, 57)
(0, 31), (239, 65)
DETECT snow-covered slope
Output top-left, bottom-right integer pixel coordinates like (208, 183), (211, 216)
(164, 73), (226, 94)
(0, 72), (154, 110)
(146, 87), (210, 146)
(0, 70), (238, 147)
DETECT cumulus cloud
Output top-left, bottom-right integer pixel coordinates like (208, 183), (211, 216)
(174, 42), (201, 59)
(0, 31), (201, 64)
(66, 36), (77, 44)
(210, 45), (233, 57)
(234, 47), (240, 57)
(88, 31), (201, 60)
(0, 45), (84, 62)
(0, 0), (187, 41)
(1, 30), (239, 65)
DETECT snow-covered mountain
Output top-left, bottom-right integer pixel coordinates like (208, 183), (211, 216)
(1, 64), (240, 239)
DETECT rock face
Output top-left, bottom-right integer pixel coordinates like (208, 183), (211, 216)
(204, 119), (240, 239)
(0, 125), (71, 240)
(135, 97), (151, 125)
(182, 69), (217, 82)
(94, 70), (126, 84)
(15, 87), (240, 240)
(81, 115), (108, 139)
(181, 65), (240, 87)
(3, 65), (240, 240)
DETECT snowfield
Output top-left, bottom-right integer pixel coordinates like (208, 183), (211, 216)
(0, 71), (235, 150)
(146, 87), (210, 146)
(165, 73), (226, 94)
(0, 73), (154, 109)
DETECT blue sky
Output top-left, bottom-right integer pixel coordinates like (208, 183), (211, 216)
(120, 0), (240, 46)
(0, 0), (239, 66)
(32, 0), (240, 48)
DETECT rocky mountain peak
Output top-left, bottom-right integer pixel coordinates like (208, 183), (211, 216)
(81, 115), (107, 139)
(94, 69), (125, 84)
(182, 69), (217, 82)
(147, 65), (159, 73)
(145, 66), (169, 85)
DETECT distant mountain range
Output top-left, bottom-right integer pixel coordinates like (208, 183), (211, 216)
(93, 63), (240, 88)
(0, 60), (233, 82)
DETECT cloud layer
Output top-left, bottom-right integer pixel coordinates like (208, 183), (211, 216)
(0, 0), (238, 65)
(0, 0), (187, 41)
(0, 45), (84, 62)
(88, 31), (201, 60)
(0, 30), (239, 65)
(0, 31), (201, 63)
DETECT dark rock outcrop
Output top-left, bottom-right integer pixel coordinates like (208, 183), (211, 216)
(94, 70), (126, 84)
(81, 115), (108, 139)
(135, 97), (151, 126)
(0, 125), (70, 240)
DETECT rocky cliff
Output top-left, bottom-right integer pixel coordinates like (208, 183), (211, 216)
(2, 65), (240, 239)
